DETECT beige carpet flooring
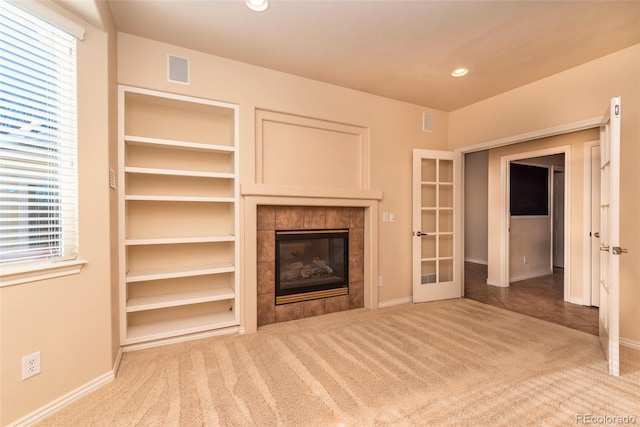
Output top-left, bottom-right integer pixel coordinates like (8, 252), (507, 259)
(39, 299), (640, 426)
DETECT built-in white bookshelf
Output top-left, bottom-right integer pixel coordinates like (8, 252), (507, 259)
(118, 86), (240, 347)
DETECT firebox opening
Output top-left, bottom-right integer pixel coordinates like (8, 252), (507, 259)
(275, 229), (349, 305)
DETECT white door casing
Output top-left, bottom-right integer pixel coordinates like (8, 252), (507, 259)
(582, 140), (601, 307)
(412, 149), (462, 303)
(599, 96), (623, 376)
(553, 169), (565, 268)
(591, 145), (601, 307)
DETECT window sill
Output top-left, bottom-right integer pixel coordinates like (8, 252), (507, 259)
(0, 259), (88, 288)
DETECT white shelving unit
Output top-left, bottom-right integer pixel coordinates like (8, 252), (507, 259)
(118, 86), (240, 347)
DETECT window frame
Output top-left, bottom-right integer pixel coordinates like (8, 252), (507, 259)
(0, 0), (86, 287)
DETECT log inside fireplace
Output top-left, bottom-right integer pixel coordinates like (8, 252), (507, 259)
(275, 229), (349, 305)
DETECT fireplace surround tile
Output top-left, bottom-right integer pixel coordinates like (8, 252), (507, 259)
(325, 295), (350, 313)
(275, 301), (304, 322)
(275, 206), (305, 229)
(304, 207), (326, 228)
(257, 262), (274, 295)
(257, 293), (275, 326)
(325, 207), (351, 228)
(257, 205), (276, 230)
(349, 254), (365, 282)
(349, 227), (364, 256)
(349, 207), (365, 228)
(349, 281), (364, 309)
(303, 299), (326, 317)
(257, 205), (365, 326)
(257, 230), (275, 262)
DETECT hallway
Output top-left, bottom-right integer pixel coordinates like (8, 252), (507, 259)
(464, 262), (599, 335)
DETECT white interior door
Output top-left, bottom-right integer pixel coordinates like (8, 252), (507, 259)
(599, 96), (624, 376)
(412, 149), (461, 303)
(590, 144), (601, 307)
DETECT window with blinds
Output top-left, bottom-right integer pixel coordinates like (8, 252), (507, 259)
(0, 0), (78, 266)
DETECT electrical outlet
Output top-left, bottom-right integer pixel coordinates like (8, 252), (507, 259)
(378, 276), (383, 287)
(523, 256), (528, 264)
(22, 351), (41, 380)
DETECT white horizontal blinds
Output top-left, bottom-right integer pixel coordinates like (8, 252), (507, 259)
(0, 0), (78, 265)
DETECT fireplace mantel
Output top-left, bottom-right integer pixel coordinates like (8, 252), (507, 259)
(241, 184), (383, 201)
(240, 185), (382, 334)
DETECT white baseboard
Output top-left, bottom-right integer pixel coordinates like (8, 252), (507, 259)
(567, 297), (584, 305)
(620, 337), (640, 351)
(122, 325), (239, 352)
(464, 258), (488, 265)
(378, 296), (412, 308)
(509, 270), (553, 283)
(8, 370), (115, 427)
(486, 278), (505, 287)
(113, 347), (123, 376)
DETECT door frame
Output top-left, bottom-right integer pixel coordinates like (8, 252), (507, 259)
(499, 147), (570, 299)
(552, 165), (565, 269)
(583, 139), (600, 306)
(455, 116), (601, 298)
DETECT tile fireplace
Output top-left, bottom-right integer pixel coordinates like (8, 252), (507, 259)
(257, 206), (364, 326)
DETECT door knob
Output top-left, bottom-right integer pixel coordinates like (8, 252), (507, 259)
(612, 246), (628, 255)
(413, 231), (428, 237)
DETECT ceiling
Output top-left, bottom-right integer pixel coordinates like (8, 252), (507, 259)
(97, 1), (640, 111)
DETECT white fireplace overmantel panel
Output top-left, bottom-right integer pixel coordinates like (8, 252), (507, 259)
(240, 189), (381, 334)
(255, 109), (371, 191)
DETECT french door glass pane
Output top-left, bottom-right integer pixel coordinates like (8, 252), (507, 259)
(421, 185), (436, 206)
(439, 159), (454, 183)
(439, 234), (453, 258)
(439, 259), (454, 282)
(421, 210), (436, 233)
(421, 159), (437, 182)
(421, 235), (436, 259)
(440, 184), (453, 208)
(439, 210), (453, 233)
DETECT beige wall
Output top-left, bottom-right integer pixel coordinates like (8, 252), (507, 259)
(450, 44), (640, 344)
(509, 215), (552, 281)
(464, 150), (488, 264)
(0, 4), (118, 425)
(116, 33), (449, 310)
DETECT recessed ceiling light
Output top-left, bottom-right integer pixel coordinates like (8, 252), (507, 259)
(451, 68), (469, 77)
(246, 0), (269, 12)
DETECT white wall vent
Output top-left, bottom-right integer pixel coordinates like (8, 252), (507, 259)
(421, 273), (436, 284)
(168, 55), (189, 84)
(422, 113), (433, 132)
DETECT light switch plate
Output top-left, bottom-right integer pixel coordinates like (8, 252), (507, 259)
(109, 168), (116, 189)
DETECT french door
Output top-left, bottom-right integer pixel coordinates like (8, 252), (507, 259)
(599, 96), (624, 376)
(412, 149), (461, 303)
